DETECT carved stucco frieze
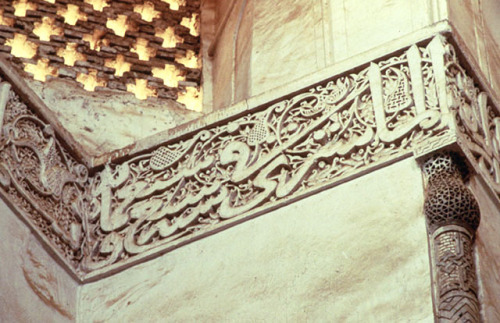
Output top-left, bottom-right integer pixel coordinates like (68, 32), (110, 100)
(0, 78), (88, 268)
(0, 35), (497, 279)
(444, 44), (500, 199)
(76, 39), (451, 274)
(422, 152), (481, 322)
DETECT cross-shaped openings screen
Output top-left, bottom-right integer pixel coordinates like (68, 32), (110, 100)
(0, 0), (202, 111)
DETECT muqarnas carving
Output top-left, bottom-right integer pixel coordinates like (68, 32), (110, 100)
(422, 152), (481, 322)
(423, 152), (480, 232)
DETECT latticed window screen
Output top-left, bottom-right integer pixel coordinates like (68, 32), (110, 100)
(0, 0), (202, 110)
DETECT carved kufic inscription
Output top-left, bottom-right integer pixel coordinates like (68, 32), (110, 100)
(422, 152), (481, 322)
(1, 35), (497, 278)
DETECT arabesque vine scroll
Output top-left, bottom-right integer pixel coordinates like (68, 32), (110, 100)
(0, 35), (498, 279)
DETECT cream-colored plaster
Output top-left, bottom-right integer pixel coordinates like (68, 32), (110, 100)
(201, 0), (216, 113)
(78, 158), (433, 322)
(330, 0), (435, 63)
(0, 199), (78, 323)
(470, 177), (500, 322)
(211, 0), (242, 110)
(234, 0), (252, 103)
(251, 0), (322, 97)
(26, 78), (202, 158)
(480, 0), (500, 102)
(447, 1), (483, 70)
(447, 0), (500, 102)
(212, 0), (446, 108)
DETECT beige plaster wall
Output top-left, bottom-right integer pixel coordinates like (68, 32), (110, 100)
(0, 198), (78, 323)
(329, 0), (445, 62)
(250, 0), (324, 97)
(209, 0), (448, 109)
(201, 0), (216, 112)
(470, 177), (500, 322)
(447, 0), (500, 103)
(78, 158), (434, 322)
(210, 0), (240, 110)
(25, 78), (201, 159)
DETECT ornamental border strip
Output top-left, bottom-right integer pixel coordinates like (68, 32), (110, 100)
(0, 34), (499, 282)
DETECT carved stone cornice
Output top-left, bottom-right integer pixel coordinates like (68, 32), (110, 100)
(422, 152), (481, 322)
(0, 34), (498, 281)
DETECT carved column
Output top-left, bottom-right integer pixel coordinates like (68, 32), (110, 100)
(422, 152), (481, 322)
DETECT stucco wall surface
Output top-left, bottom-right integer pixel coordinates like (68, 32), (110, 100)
(0, 199), (78, 323)
(447, 0), (500, 102)
(210, 0), (448, 109)
(25, 78), (201, 158)
(470, 177), (500, 322)
(77, 158), (433, 322)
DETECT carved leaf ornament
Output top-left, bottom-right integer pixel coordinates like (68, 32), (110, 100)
(0, 35), (497, 277)
(0, 81), (87, 266)
(445, 45), (500, 195)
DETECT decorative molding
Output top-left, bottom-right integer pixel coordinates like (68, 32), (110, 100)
(76, 38), (449, 275)
(432, 226), (480, 322)
(422, 152), (481, 322)
(0, 77), (88, 269)
(444, 43), (500, 202)
(0, 34), (497, 280)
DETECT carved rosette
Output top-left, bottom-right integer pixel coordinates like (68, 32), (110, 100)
(422, 152), (481, 322)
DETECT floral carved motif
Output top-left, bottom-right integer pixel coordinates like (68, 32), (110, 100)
(0, 35), (497, 279)
(445, 43), (500, 201)
(77, 40), (450, 273)
(0, 78), (88, 268)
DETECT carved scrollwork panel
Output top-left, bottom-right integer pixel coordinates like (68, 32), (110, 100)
(444, 43), (500, 200)
(0, 76), (88, 267)
(78, 42), (451, 272)
(3, 35), (494, 278)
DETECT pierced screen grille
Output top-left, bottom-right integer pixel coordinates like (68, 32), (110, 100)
(0, 0), (202, 111)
